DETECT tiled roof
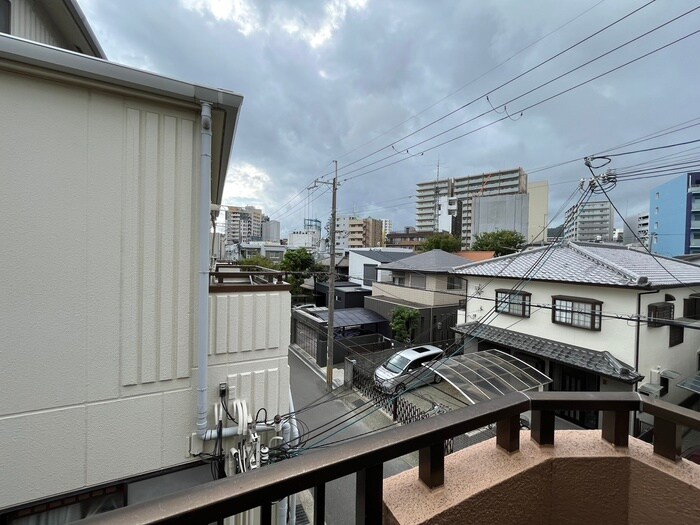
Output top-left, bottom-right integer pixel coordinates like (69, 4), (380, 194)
(381, 249), (468, 273)
(454, 323), (643, 383)
(453, 241), (700, 288)
(351, 250), (413, 264)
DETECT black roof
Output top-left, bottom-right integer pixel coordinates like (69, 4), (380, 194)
(314, 307), (389, 327)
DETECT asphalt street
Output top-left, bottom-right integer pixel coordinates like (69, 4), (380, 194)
(288, 350), (416, 525)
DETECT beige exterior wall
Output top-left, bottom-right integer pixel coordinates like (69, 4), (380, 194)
(373, 274), (460, 307)
(0, 67), (286, 508)
(527, 180), (549, 244)
(9, 0), (65, 48)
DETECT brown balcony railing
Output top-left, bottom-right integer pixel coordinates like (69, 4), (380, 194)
(79, 392), (700, 525)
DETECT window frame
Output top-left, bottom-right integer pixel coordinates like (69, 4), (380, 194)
(648, 302), (674, 328)
(551, 295), (602, 331)
(447, 275), (463, 290)
(495, 289), (532, 318)
(0, 0), (9, 34)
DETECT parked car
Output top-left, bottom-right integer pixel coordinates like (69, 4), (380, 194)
(374, 345), (444, 394)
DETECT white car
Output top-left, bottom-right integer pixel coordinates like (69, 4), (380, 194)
(374, 345), (444, 394)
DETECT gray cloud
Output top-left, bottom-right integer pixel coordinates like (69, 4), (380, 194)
(80, 0), (700, 234)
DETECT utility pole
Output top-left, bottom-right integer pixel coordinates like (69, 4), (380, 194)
(309, 162), (339, 390)
(326, 161), (338, 390)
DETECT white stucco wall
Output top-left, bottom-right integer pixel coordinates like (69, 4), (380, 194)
(461, 278), (700, 405)
(373, 275), (461, 307)
(0, 66), (287, 509)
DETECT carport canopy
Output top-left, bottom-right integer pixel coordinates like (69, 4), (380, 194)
(426, 349), (552, 405)
(678, 371), (700, 395)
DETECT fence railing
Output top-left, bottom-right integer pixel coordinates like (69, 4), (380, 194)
(80, 392), (700, 525)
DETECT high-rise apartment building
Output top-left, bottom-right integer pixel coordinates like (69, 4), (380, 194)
(262, 218), (281, 243)
(226, 205), (263, 244)
(381, 219), (393, 245)
(415, 168), (546, 248)
(650, 172), (700, 256)
(623, 212), (650, 246)
(563, 200), (614, 242)
(363, 218), (384, 248)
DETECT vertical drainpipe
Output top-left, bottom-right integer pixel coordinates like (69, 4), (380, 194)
(197, 102), (213, 438)
(635, 288), (658, 435)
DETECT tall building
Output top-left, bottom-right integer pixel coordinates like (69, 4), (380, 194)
(563, 200), (614, 242)
(288, 219), (322, 249)
(623, 212), (649, 246)
(226, 205), (263, 244)
(262, 218), (281, 243)
(415, 168), (547, 248)
(650, 172), (700, 256)
(363, 218), (384, 248)
(381, 219), (393, 245)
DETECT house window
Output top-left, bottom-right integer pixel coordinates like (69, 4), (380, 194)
(496, 289), (531, 318)
(552, 296), (602, 330)
(648, 302), (674, 328)
(392, 272), (406, 286)
(683, 293), (700, 320)
(670, 325), (684, 347)
(0, 0), (9, 33)
(411, 273), (426, 289)
(447, 276), (463, 290)
(363, 264), (377, 287)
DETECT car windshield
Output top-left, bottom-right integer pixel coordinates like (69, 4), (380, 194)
(384, 354), (410, 373)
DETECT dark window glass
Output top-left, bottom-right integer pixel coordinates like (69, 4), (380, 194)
(552, 296), (602, 331)
(0, 0), (9, 33)
(670, 325), (684, 347)
(648, 302), (674, 328)
(495, 289), (531, 318)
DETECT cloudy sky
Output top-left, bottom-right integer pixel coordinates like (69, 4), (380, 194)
(80, 0), (700, 235)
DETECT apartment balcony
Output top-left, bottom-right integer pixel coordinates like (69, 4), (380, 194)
(209, 264), (291, 292)
(82, 392), (700, 525)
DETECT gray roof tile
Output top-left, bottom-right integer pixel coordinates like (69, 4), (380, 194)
(455, 323), (643, 383)
(381, 249), (468, 273)
(454, 241), (700, 288)
(351, 250), (413, 263)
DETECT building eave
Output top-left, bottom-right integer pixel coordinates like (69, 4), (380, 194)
(0, 33), (243, 205)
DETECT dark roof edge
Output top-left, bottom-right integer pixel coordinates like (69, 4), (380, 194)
(63, 0), (107, 59)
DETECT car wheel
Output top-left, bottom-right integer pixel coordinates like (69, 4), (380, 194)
(433, 374), (443, 384)
(394, 383), (406, 395)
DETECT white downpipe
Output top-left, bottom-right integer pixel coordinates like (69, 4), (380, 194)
(196, 102), (213, 439)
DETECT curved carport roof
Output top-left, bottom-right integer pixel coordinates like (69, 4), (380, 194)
(427, 349), (552, 405)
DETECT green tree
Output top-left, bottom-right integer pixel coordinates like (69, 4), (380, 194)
(471, 230), (526, 257)
(238, 255), (279, 270)
(280, 248), (317, 296)
(390, 306), (421, 343)
(420, 233), (462, 253)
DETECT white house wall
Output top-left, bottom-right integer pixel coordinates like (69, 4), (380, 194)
(636, 287), (700, 406)
(464, 278), (639, 368)
(10, 0), (65, 49)
(373, 276), (459, 307)
(463, 278), (700, 405)
(0, 68), (277, 509)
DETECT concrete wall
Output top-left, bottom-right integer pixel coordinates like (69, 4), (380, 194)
(527, 181), (549, 244)
(383, 432), (700, 525)
(471, 193), (529, 242)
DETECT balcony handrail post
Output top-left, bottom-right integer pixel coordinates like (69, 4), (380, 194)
(653, 416), (681, 461)
(531, 409), (555, 446)
(418, 442), (445, 489)
(601, 410), (630, 447)
(496, 415), (520, 453)
(313, 484), (325, 525)
(356, 463), (383, 525)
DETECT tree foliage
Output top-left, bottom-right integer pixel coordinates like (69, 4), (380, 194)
(471, 230), (526, 257)
(390, 306), (420, 343)
(238, 255), (279, 270)
(280, 248), (317, 296)
(421, 233), (462, 253)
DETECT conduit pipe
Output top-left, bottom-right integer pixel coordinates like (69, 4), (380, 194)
(196, 102), (213, 439)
